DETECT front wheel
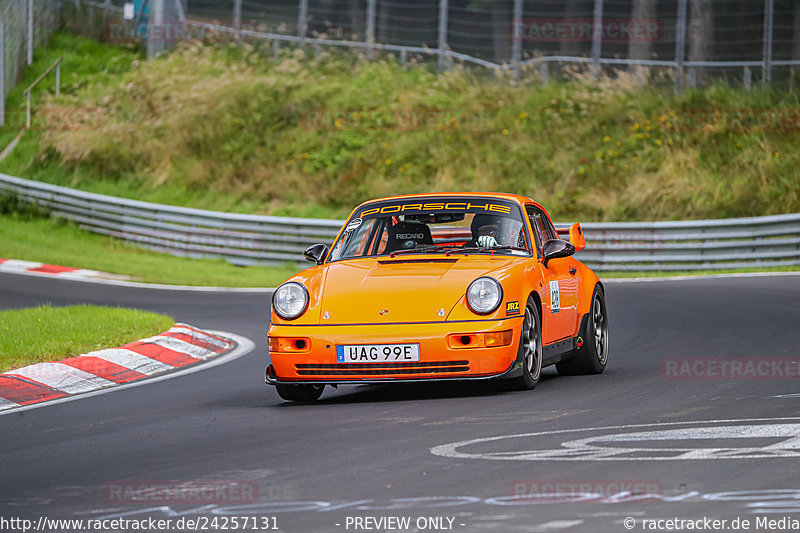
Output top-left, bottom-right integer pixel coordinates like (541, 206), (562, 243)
(556, 286), (609, 375)
(509, 297), (543, 391)
(275, 383), (324, 402)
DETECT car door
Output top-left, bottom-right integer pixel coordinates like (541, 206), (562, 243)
(526, 205), (581, 342)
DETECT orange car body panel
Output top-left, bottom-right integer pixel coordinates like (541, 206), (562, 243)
(268, 192), (601, 383)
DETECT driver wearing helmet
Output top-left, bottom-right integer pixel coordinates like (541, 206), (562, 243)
(470, 213), (523, 248)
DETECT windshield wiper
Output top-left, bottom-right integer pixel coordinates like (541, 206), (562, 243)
(446, 245), (528, 256)
(388, 245), (457, 258)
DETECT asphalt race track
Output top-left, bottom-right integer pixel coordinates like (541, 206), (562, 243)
(1, 272), (800, 533)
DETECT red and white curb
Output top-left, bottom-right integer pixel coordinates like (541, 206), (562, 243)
(0, 258), (129, 281)
(0, 323), (236, 411)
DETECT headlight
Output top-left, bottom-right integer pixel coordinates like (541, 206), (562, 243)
(272, 282), (309, 320)
(466, 277), (503, 315)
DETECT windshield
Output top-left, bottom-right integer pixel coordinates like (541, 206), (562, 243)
(329, 197), (530, 261)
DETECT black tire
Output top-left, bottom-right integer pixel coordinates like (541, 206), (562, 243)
(509, 296), (543, 391)
(275, 383), (324, 402)
(556, 286), (609, 375)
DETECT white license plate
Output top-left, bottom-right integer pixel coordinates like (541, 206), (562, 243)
(336, 343), (420, 363)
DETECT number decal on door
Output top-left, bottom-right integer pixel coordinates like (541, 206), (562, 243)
(549, 280), (560, 314)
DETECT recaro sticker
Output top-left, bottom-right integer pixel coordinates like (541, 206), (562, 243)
(550, 280), (560, 313)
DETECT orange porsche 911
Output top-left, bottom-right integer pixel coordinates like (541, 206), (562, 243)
(266, 192), (609, 402)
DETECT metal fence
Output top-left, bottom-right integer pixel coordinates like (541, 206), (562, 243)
(82, 0), (800, 88)
(0, 0), (60, 125)
(3, 173), (799, 271)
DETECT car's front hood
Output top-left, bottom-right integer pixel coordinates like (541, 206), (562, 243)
(317, 256), (516, 324)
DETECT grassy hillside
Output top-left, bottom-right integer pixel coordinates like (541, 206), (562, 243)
(2, 33), (799, 222)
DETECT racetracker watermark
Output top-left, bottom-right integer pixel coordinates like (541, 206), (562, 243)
(510, 480), (664, 502)
(104, 480), (259, 504)
(661, 357), (800, 380)
(301, 108), (462, 131)
(105, 20), (262, 44)
(2, 107), (102, 131)
(663, 108), (800, 132)
(103, 231), (260, 253)
(512, 18), (663, 42)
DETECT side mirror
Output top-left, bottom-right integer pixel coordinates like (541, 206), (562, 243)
(568, 222), (585, 252)
(541, 239), (575, 268)
(304, 244), (329, 265)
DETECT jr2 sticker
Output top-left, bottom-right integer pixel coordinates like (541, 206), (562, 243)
(549, 280), (561, 314)
(506, 301), (520, 316)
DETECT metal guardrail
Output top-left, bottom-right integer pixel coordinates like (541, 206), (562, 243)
(1, 173), (799, 271)
(0, 173), (342, 266)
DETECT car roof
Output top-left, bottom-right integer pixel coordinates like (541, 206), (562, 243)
(354, 192), (536, 209)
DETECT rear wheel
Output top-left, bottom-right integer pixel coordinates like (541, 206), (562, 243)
(275, 383), (324, 402)
(509, 297), (543, 391)
(556, 286), (608, 375)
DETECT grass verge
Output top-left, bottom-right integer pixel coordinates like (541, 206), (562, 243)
(0, 304), (174, 372)
(0, 213), (303, 287)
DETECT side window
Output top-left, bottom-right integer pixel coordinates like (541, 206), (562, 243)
(526, 206), (556, 256)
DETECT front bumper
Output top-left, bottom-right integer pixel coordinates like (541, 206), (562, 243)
(266, 318), (524, 385)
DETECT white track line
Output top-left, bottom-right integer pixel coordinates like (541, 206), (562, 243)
(0, 267), (271, 292)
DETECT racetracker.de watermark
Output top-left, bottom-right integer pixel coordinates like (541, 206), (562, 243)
(512, 18), (663, 42)
(661, 357), (800, 380)
(105, 20), (262, 44)
(2, 107), (102, 131)
(510, 479), (664, 502)
(104, 480), (259, 504)
(663, 108), (800, 132)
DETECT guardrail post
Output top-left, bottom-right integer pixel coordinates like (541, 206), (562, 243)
(744, 66), (751, 90)
(437, 0), (448, 70)
(233, 0), (242, 42)
(674, 0), (688, 92)
(540, 62), (549, 85)
(511, 0), (522, 83)
(762, 0), (773, 84)
(147, 0), (166, 59)
(366, 0), (376, 59)
(298, 0), (308, 46)
(0, 16), (5, 127)
(591, 0), (603, 77)
(27, 0), (33, 66)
